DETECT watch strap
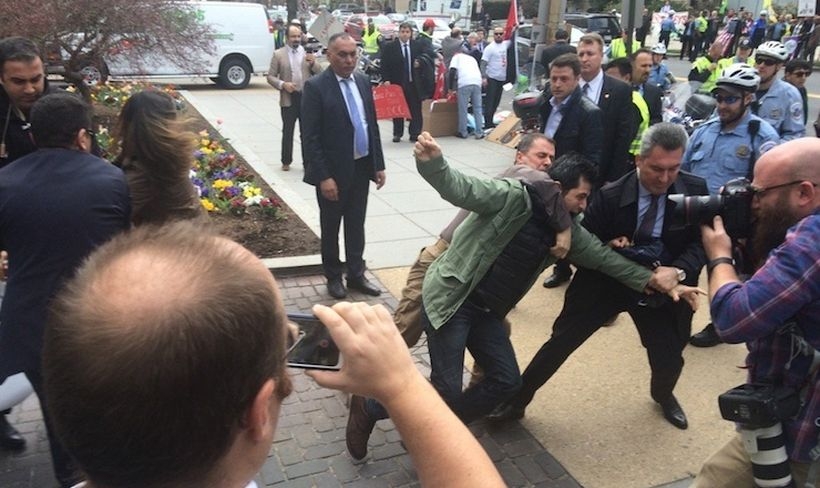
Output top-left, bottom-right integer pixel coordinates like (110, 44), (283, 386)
(707, 257), (735, 274)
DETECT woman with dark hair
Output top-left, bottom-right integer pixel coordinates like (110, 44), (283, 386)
(115, 90), (205, 226)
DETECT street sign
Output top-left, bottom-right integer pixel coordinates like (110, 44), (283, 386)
(798, 0), (815, 17)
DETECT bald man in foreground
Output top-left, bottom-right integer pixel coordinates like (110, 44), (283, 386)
(42, 222), (505, 488)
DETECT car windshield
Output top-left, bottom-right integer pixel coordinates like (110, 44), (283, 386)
(588, 17), (613, 31)
(371, 15), (390, 26)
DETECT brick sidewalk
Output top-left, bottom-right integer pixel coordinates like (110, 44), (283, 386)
(0, 271), (580, 488)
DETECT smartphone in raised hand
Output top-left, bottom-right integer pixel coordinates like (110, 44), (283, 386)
(286, 312), (341, 370)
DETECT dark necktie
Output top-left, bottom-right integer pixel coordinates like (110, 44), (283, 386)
(404, 43), (412, 82)
(635, 194), (660, 242)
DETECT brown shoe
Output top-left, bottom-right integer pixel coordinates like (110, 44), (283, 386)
(346, 395), (375, 460)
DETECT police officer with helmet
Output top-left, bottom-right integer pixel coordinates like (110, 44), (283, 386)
(752, 41), (805, 141)
(682, 63), (780, 347)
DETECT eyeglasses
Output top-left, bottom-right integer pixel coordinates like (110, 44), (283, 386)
(751, 180), (817, 199)
(791, 71), (811, 78)
(712, 93), (741, 104)
(85, 128), (96, 140)
(494, 33), (504, 36)
(755, 58), (778, 66)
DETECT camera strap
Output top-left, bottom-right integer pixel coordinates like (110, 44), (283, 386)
(782, 321), (820, 487)
(747, 119), (760, 180)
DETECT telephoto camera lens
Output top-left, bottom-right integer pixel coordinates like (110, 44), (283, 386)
(739, 424), (794, 488)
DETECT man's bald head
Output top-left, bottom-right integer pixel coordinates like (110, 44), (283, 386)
(755, 138), (820, 187)
(44, 222), (290, 487)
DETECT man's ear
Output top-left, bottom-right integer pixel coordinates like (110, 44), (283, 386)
(76, 128), (91, 152)
(243, 379), (276, 441)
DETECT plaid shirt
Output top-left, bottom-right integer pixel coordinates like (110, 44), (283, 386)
(712, 209), (820, 462)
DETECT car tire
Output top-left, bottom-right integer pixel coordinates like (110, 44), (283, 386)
(78, 60), (108, 86)
(218, 56), (251, 89)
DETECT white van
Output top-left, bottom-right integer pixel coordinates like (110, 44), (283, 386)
(101, 1), (275, 89)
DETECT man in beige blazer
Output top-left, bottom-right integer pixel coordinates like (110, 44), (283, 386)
(267, 24), (323, 171)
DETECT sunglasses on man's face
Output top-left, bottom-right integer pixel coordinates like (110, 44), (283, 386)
(712, 93), (742, 104)
(791, 71), (811, 78)
(755, 58), (778, 66)
(494, 33), (504, 36)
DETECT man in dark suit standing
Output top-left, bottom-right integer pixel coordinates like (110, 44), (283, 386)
(267, 24), (323, 171)
(302, 33), (386, 299)
(380, 22), (435, 143)
(538, 53), (602, 164)
(540, 29), (576, 69)
(0, 92), (130, 487)
(491, 123), (708, 430)
(543, 33), (638, 288)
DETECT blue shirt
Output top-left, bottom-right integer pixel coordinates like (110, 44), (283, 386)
(712, 209), (820, 462)
(661, 17), (675, 32)
(754, 78), (806, 141)
(681, 112), (780, 194)
(648, 63), (671, 91)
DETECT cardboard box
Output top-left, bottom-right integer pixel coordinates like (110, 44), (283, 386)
(487, 114), (522, 148)
(421, 99), (458, 137)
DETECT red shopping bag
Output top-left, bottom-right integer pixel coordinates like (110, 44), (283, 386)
(372, 84), (411, 120)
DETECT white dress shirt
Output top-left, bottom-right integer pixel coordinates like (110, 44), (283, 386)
(580, 69), (604, 105)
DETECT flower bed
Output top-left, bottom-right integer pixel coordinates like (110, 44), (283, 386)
(83, 81), (320, 258)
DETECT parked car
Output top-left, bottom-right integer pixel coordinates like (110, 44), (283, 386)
(563, 13), (621, 44)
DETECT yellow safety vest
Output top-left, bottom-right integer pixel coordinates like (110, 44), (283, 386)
(629, 91), (650, 156)
(692, 56), (721, 93)
(363, 28), (380, 54)
(609, 38), (641, 59)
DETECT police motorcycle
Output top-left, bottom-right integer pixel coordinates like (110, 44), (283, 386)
(356, 49), (382, 85)
(662, 80), (716, 135)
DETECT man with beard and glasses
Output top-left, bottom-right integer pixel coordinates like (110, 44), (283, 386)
(692, 137), (820, 488)
(682, 63), (780, 347)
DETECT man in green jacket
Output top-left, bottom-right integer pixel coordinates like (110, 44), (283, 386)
(344, 132), (700, 460)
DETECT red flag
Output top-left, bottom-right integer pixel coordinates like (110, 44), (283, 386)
(503, 0), (518, 40)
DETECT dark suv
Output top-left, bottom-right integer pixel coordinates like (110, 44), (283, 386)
(563, 13), (621, 44)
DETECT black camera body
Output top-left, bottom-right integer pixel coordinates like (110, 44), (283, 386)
(719, 383), (800, 429)
(668, 177), (755, 238)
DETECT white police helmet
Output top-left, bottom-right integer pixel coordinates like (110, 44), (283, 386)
(651, 43), (667, 55)
(714, 63), (760, 92)
(756, 40), (788, 61)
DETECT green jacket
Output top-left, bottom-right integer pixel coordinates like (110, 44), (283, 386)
(419, 155), (653, 329)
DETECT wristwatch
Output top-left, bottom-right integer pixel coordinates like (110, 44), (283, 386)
(707, 257), (735, 274)
(675, 268), (686, 282)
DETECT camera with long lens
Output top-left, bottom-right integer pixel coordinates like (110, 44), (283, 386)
(513, 92), (545, 133)
(668, 177), (754, 238)
(719, 383), (800, 487)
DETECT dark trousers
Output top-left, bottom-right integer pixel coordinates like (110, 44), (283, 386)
(423, 302), (521, 423)
(26, 369), (80, 488)
(392, 83), (422, 139)
(316, 160), (370, 281)
(659, 30), (671, 48)
(512, 268), (692, 409)
(484, 78), (505, 128)
(280, 92), (301, 165)
(679, 36), (691, 59)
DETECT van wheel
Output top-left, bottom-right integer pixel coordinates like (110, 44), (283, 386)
(219, 57), (251, 89)
(79, 60), (108, 86)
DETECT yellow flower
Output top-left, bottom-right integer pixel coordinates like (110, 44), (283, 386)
(242, 186), (261, 198)
(200, 198), (215, 212)
(200, 139), (210, 147)
(212, 179), (233, 190)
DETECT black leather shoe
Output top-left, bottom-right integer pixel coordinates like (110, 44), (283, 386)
(327, 279), (347, 299)
(659, 396), (688, 430)
(542, 270), (571, 288)
(409, 135), (418, 142)
(346, 395), (375, 461)
(486, 402), (525, 422)
(346, 276), (381, 296)
(392, 136), (401, 143)
(0, 415), (25, 451)
(690, 323), (721, 347)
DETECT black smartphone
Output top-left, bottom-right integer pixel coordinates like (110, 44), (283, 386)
(286, 312), (341, 370)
